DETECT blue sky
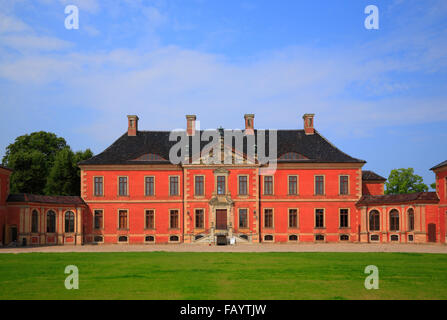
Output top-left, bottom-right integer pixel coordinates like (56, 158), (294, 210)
(0, 0), (446, 186)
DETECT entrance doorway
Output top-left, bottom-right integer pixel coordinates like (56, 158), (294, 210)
(216, 209), (227, 230)
(428, 223), (436, 242)
(10, 226), (17, 243)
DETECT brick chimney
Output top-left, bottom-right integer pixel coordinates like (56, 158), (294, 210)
(186, 115), (196, 136)
(127, 115), (139, 136)
(244, 114), (254, 135)
(303, 113), (315, 135)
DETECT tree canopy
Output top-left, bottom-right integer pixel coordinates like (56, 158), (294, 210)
(385, 168), (429, 195)
(2, 131), (93, 196)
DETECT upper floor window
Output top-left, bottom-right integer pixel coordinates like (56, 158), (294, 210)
(94, 210), (103, 230)
(264, 209), (273, 228)
(264, 176), (273, 195)
(118, 210), (128, 230)
(217, 176), (226, 195)
(170, 210), (179, 229)
(315, 209), (324, 228)
(339, 209), (349, 228)
(407, 208), (414, 231)
(94, 177), (103, 196)
(289, 209), (298, 228)
(288, 176), (298, 195)
(145, 209), (155, 229)
(195, 209), (204, 229)
(369, 210), (380, 231)
(170, 176), (179, 196)
(389, 209), (399, 231)
(339, 176), (349, 195)
(238, 176), (248, 195)
(118, 177), (128, 196)
(195, 176), (204, 196)
(145, 177), (154, 196)
(47, 210), (56, 233)
(239, 209), (248, 228)
(315, 176), (324, 195)
(31, 210), (39, 233)
(65, 211), (75, 233)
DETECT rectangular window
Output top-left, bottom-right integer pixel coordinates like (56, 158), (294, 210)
(94, 177), (103, 196)
(315, 209), (324, 228)
(195, 176), (204, 196)
(170, 210), (179, 229)
(264, 209), (273, 228)
(94, 210), (103, 230)
(170, 177), (179, 196)
(195, 209), (204, 229)
(118, 210), (128, 230)
(217, 176), (226, 195)
(288, 176), (298, 195)
(239, 209), (248, 228)
(340, 176), (349, 195)
(145, 177), (154, 196)
(145, 210), (155, 229)
(239, 176), (248, 195)
(339, 209), (349, 228)
(289, 209), (298, 228)
(315, 176), (324, 195)
(264, 176), (273, 195)
(118, 177), (128, 196)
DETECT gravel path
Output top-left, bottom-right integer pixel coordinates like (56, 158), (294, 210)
(1, 243), (446, 254)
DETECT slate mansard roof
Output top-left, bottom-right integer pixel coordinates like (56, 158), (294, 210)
(362, 170), (386, 181)
(7, 193), (85, 205)
(431, 160), (447, 171)
(79, 129), (366, 166)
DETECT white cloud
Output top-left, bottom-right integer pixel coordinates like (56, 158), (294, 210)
(0, 35), (73, 52)
(0, 12), (30, 33)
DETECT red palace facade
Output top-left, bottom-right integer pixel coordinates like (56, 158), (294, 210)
(0, 114), (446, 246)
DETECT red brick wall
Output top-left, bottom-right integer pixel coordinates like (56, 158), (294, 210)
(362, 182), (384, 195)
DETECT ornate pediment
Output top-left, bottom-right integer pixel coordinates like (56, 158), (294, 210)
(209, 194), (234, 206)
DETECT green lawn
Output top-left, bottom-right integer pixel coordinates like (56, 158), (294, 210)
(0, 252), (446, 300)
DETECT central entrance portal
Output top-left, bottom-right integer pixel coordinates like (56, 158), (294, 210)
(216, 209), (227, 230)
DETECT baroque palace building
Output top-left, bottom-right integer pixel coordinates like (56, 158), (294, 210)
(0, 114), (446, 246)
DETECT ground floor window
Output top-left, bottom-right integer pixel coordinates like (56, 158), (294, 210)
(339, 209), (349, 228)
(390, 234), (399, 241)
(94, 210), (103, 230)
(340, 234), (349, 241)
(145, 235), (155, 242)
(315, 234), (325, 241)
(65, 211), (75, 233)
(239, 209), (248, 229)
(264, 234), (274, 241)
(169, 235), (179, 242)
(289, 234), (298, 241)
(94, 235), (103, 242)
(370, 234), (379, 241)
(47, 210), (56, 233)
(118, 210), (128, 230)
(389, 209), (400, 231)
(315, 209), (324, 228)
(145, 210), (155, 229)
(118, 235), (128, 242)
(195, 209), (204, 229)
(289, 209), (298, 228)
(264, 209), (273, 228)
(170, 210), (179, 229)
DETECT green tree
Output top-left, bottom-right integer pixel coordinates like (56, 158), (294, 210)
(42, 148), (93, 196)
(385, 168), (429, 195)
(2, 132), (67, 194)
(430, 182), (437, 191)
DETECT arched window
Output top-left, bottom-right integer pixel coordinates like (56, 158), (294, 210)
(389, 209), (399, 231)
(46, 210), (56, 233)
(407, 208), (414, 231)
(289, 234), (298, 241)
(264, 235), (274, 241)
(65, 211), (75, 233)
(145, 235), (155, 242)
(340, 234), (349, 241)
(169, 235), (179, 242)
(31, 210), (39, 233)
(118, 236), (128, 242)
(369, 210), (380, 231)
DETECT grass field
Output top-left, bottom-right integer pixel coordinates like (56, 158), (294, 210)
(0, 252), (446, 300)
